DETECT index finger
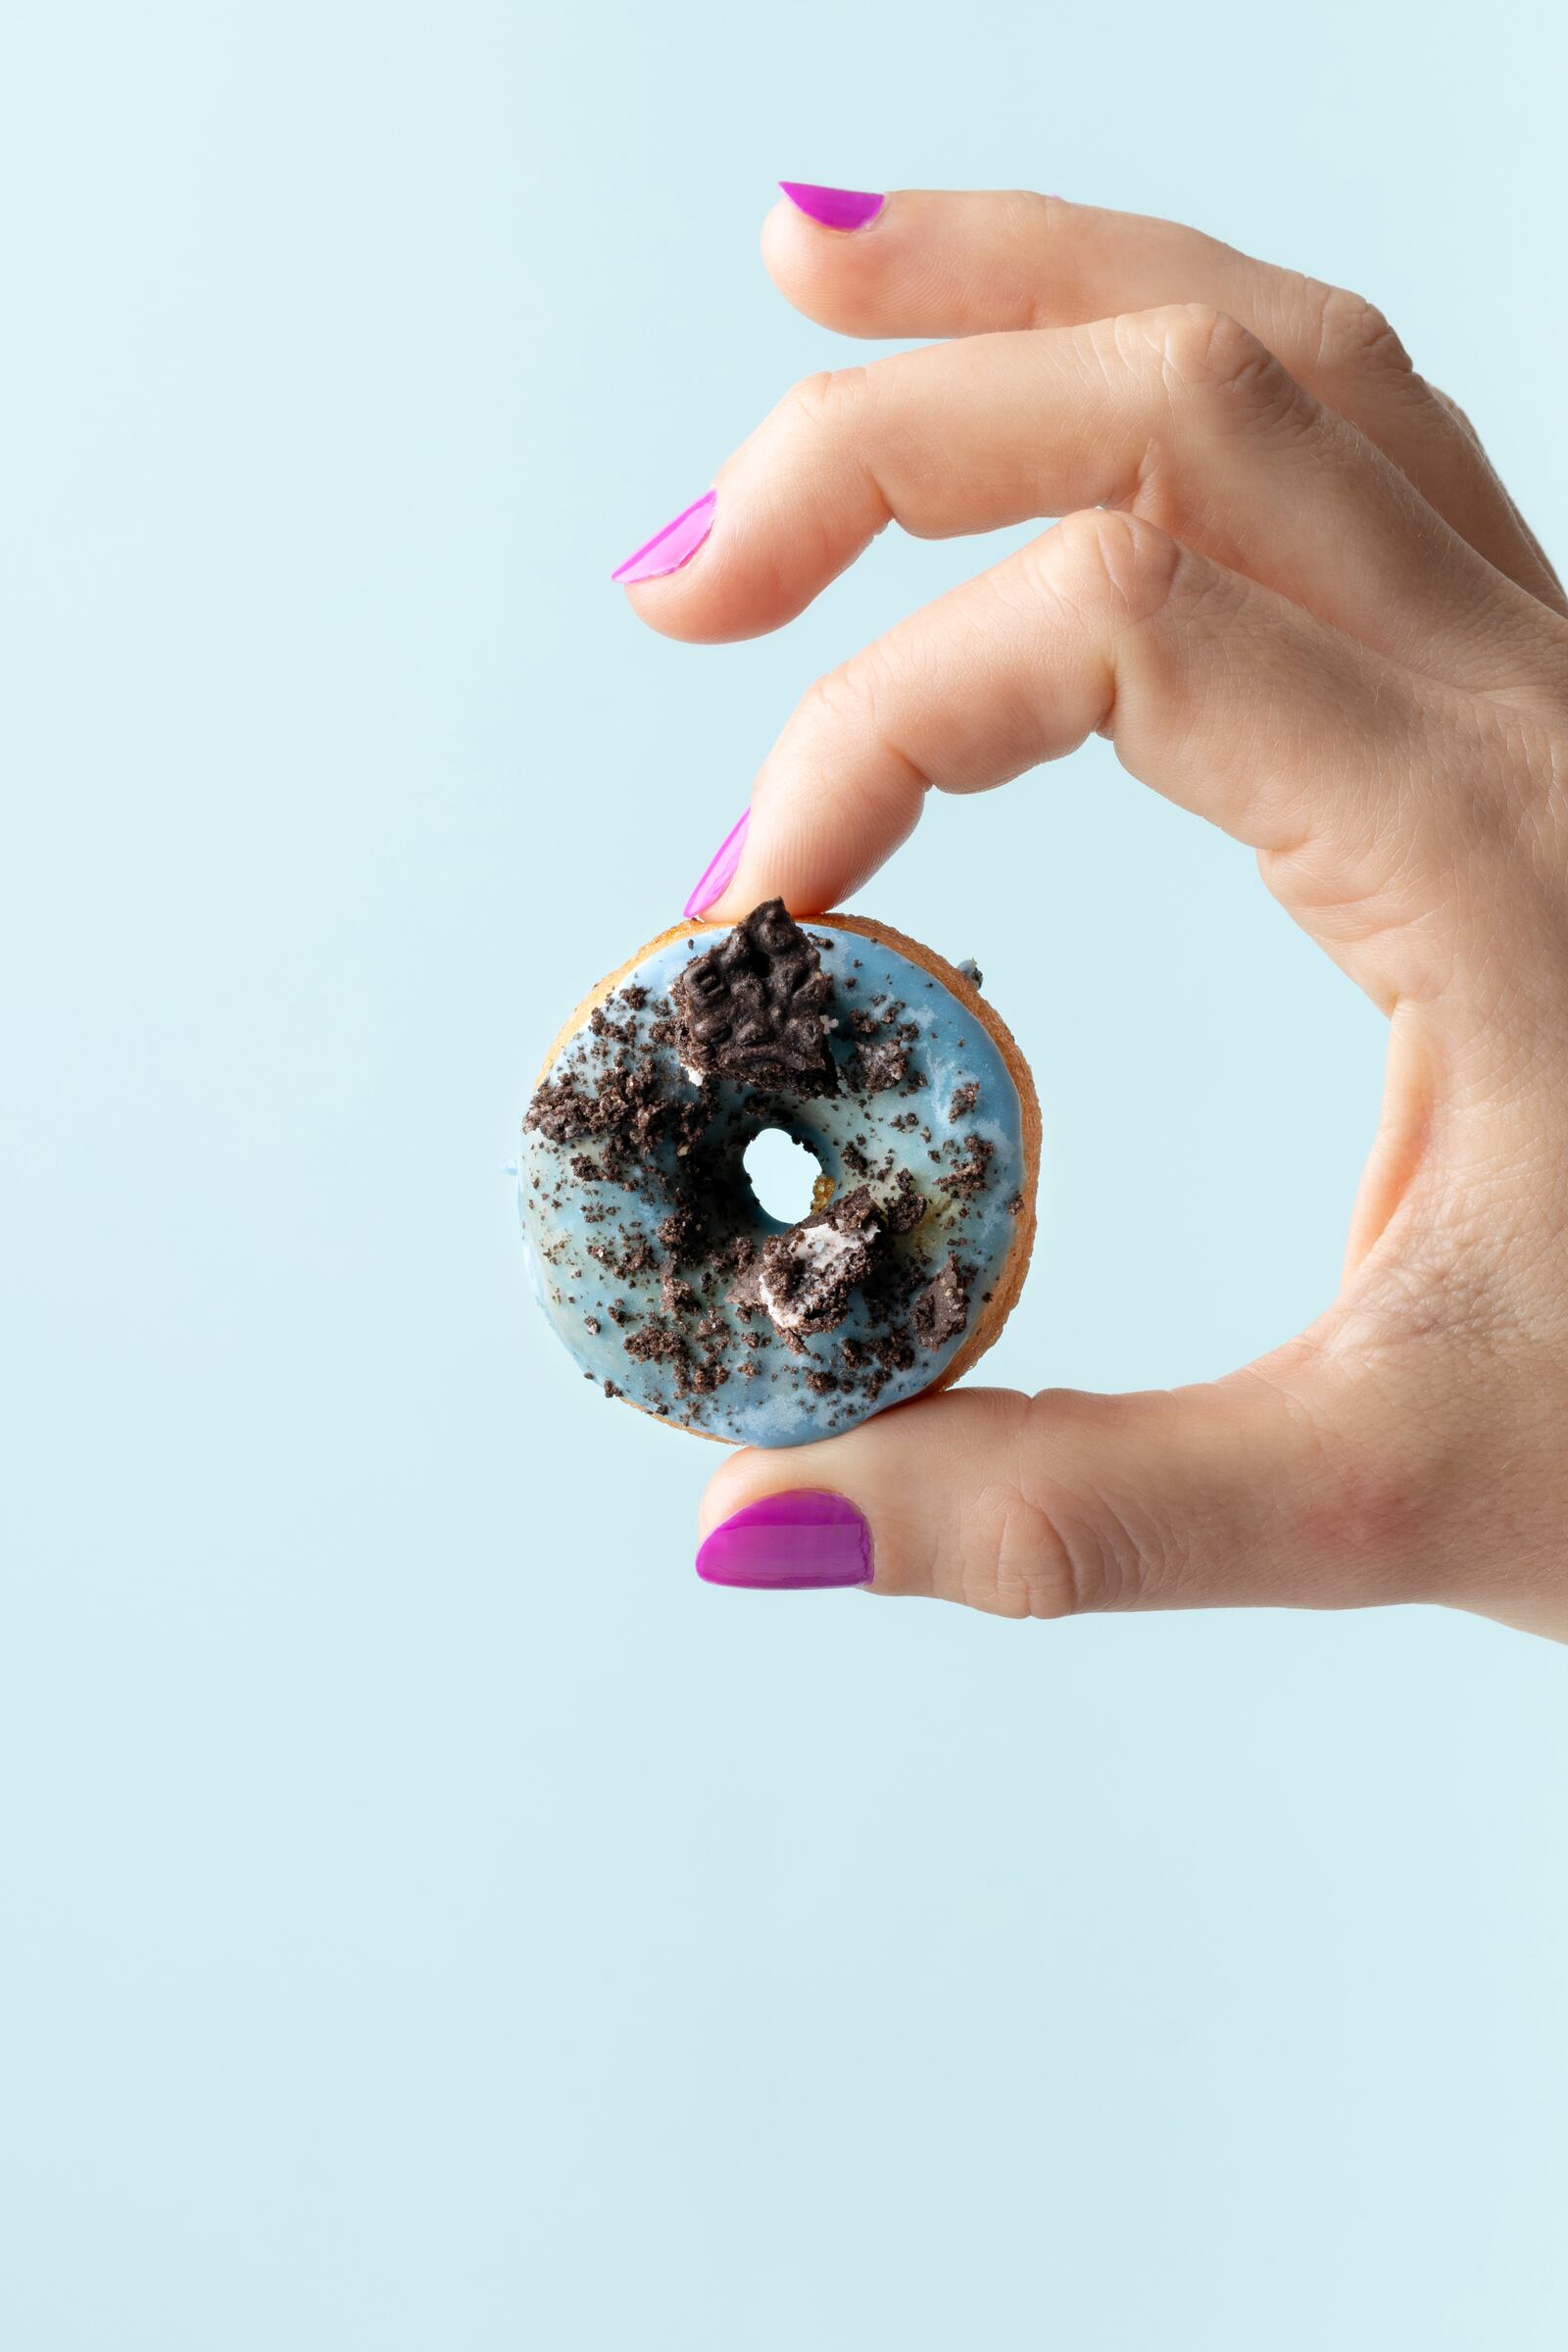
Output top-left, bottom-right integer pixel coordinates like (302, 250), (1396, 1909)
(762, 187), (1562, 606)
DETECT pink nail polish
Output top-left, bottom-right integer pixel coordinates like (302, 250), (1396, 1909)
(612, 489), (716, 585)
(779, 181), (886, 233)
(683, 808), (750, 919)
(697, 1490), (873, 1590)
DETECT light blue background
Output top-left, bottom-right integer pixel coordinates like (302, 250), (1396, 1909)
(3, 3), (1565, 2345)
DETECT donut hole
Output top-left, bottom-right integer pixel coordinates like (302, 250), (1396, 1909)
(743, 1127), (824, 1230)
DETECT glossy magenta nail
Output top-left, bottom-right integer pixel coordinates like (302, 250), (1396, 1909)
(612, 489), (716, 585)
(683, 809), (750, 920)
(697, 1491), (873, 1590)
(779, 181), (886, 232)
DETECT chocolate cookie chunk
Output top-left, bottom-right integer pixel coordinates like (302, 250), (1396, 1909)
(757, 1186), (881, 1338)
(673, 900), (837, 1092)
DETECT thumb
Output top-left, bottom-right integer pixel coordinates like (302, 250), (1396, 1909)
(695, 1367), (1433, 1617)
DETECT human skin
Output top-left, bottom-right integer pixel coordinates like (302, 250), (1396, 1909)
(616, 188), (1568, 1642)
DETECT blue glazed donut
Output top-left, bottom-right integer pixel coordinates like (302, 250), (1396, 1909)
(518, 905), (1039, 1449)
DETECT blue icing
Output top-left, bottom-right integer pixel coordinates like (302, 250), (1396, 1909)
(518, 925), (1028, 1448)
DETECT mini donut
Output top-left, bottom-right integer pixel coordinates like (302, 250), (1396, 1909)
(517, 901), (1040, 1448)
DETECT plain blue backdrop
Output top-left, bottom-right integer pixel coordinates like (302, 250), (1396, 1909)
(3, 2), (1565, 2345)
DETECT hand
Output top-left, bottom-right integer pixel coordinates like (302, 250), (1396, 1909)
(617, 187), (1568, 1641)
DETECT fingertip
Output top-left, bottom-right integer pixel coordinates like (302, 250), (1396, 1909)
(693, 1388), (1038, 1603)
(760, 190), (897, 335)
(615, 471), (821, 646)
(696, 793), (808, 925)
(759, 191), (800, 270)
(615, 564), (771, 649)
(759, 194), (829, 318)
(703, 860), (828, 925)
(701, 814), (898, 928)
(614, 571), (723, 644)
(696, 1443), (879, 1594)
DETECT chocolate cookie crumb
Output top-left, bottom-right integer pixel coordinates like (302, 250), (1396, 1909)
(661, 1268), (699, 1317)
(658, 1204), (702, 1260)
(939, 1134), (995, 1200)
(912, 1256), (973, 1349)
(850, 1036), (910, 1095)
(885, 1168), (926, 1235)
(625, 1320), (683, 1365)
(527, 1057), (676, 1160)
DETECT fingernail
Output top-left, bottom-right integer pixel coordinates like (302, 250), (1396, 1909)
(683, 808), (750, 920)
(779, 181), (886, 233)
(696, 1490), (873, 1591)
(612, 489), (716, 585)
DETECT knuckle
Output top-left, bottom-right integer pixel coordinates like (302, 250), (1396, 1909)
(1031, 507), (1181, 628)
(1013, 186), (1063, 226)
(1114, 309), (1315, 522)
(794, 637), (932, 801)
(797, 659), (865, 738)
(963, 1483), (1078, 1618)
(1016, 190), (1072, 287)
(948, 1393), (1160, 1621)
(1137, 301), (1308, 436)
(781, 363), (870, 442)
(1150, 300), (1266, 388)
(1303, 279), (1410, 381)
(1051, 1494), (1159, 1615)
(942, 1395), (1080, 1619)
(1427, 380), (1481, 445)
(797, 641), (899, 746)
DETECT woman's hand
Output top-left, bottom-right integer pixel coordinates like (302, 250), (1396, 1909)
(616, 187), (1568, 1641)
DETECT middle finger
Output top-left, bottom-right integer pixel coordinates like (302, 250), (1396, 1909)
(623, 305), (1544, 690)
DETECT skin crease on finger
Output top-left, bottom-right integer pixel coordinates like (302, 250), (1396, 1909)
(626, 189), (1568, 1642)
